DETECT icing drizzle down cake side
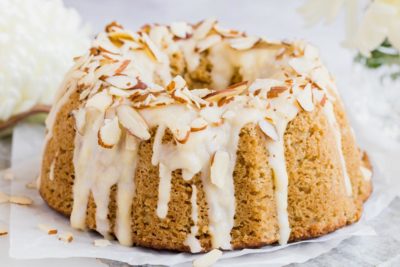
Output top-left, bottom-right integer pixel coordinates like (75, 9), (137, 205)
(39, 19), (372, 252)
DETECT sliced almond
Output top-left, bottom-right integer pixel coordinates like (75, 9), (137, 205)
(258, 119), (279, 141)
(108, 86), (133, 97)
(104, 75), (138, 89)
(94, 239), (112, 247)
(193, 18), (217, 40)
(193, 249), (223, 267)
(117, 105), (150, 140)
(267, 86), (287, 98)
(190, 118), (208, 132)
(166, 75), (187, 92)
(58, 232), (74, 243)
(296, 83), (314, 112)
(0, 191), (9, 204)
(2, 168), (13, 180)
(195, 34), (222, 53)
(0, 229), (8, 236)
(38, 224), (58, 235)
(108, 32), (135, 47)
(214, 24), (243, 38)
(170, 22), (193, 39)
(140, 32), (164, 62)
(72, 108), (87, 135)
(79, 88), (91, 101)
(86, 91), (113, 112)
(203, 81), (248, 102)
(210, 151), (230, 188)
(98, 117), (122, 149)
(26, 180), (37, 189)
(172, 89), (191, 104)
(114, 59), (131, 75)
(172, 126), (191, 144)
(229, 36), (260, 50)
(9, 196), (33, 206)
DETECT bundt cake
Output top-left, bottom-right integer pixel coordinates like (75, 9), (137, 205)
(39, 19), (373, 252)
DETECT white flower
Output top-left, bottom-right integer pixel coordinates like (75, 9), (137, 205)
(0, 0), (90, 121)
(298, 0), (400, 56)
(356, 0), (400, 56)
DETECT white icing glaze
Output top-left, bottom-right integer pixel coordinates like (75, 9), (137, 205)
(185, 184), (202, 253)
(43, 21), (355, 250)
(323, 102), (353, 196)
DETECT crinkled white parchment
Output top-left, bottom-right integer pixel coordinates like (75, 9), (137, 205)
(6, 122), (397, 267)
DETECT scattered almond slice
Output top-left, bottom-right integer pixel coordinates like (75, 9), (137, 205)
(196, 34), (222, 53)
(296, 83), (314, 112)
(190, 118), (208, 132)
(210, 151), (230, 188)
(203, 81), (248, 102)
(9, 195), (33, 206)
(104, 75), (138, 89)
(229, 36), (260, 50)
(108, 86), (134, 97)
(193, 18), (217, 40)
(0, 229), (8, 236)
(170, 22), (193, 38)
(166, 75), (187, 92)
(58, 232), (74, 243)
(140, 32), (164, 62)
(193, 249), (223, 267)
(98, 117), (122, 149)
(117, 105), (150, 140)
(258, 119), (279, 141)
(38, 224), (58, 235)
(0, 191), (9, 204)
(26, 180), (37, 189)
(86, 91), (113, 112)
(2, 168), (14, 180)
(94, 239), (112, 247)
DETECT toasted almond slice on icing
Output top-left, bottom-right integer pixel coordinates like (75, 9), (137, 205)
(0, 191), (9, 204)
(296, 83), (314, 112)
(170, 22), (193, 38)
(9, 196), (33, 206)
(72, 108), (87, 135)
(38, 224), (58, 235)
(58, 232), (74, 243)
(210, 151), (230, 188)
(258, 119), (279, 141)
(190, 118), (208, 132)
(172, 126), (191, 144)
(196, 34), (222, 53)
(193, 18), (217, 40)
(166, 75), (187, 92)
(214, 24), (243, 38)
(203, 81), (248, 102)
(104, 75), (138, 89)
(172, 89), (191, 104)
(140, 32), (164, 62)
(193, 249), (223, 267)
(267, 86), (288, 98)
(117, 105), (150, 140)
(86, 91), (113, 112)
(0, 229), (8, 236)
(98, 117), (122, 149)
(108, 86), (133, 97)
(2, 168), (13, 180)
(229, 36), (260, 50)
(94, 239), (112, 247)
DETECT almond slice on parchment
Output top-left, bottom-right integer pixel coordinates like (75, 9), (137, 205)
(94, 239), (112, 247)
(58, 232), (74, 243)
(38, 224), (58, 235)
(9, 195), (33, 206)
(193, 249), (223, 267)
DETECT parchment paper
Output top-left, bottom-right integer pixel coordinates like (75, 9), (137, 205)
(7, 122), (397, 266)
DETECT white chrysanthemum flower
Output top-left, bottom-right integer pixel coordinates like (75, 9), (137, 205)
(356, 0), (400, 56)
(0, 0), (90, 121)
